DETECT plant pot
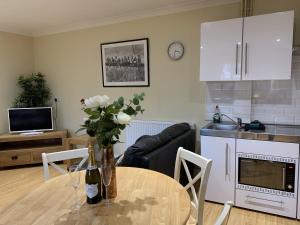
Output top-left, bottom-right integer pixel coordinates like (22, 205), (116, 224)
(101, 144), (117, 199)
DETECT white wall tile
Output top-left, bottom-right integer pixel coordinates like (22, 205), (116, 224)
(204, 55), (300, 126)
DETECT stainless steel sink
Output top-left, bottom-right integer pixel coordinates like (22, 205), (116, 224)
(206, 123), (238, 131)
(201, 122), (300, 143)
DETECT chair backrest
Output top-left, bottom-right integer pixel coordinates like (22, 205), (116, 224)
(42, 148), (89, 180)
(174, 147), (212, 225)
(215, 201), (234, 225)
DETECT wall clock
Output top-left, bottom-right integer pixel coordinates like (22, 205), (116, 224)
(168, 41), (184, 60)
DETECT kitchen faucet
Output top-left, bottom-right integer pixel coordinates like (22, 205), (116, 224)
(221, 114), (242, 129)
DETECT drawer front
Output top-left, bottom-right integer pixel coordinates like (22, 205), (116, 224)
(236, 189), (297, 218)
(237, 139), (299, 158)
(0, 151), (31, 166)
(32, 151), (45, 162)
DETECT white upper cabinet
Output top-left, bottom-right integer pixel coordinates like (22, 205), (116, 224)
(200, 11), (294, 81)
(200, 18), (243, 81)
(242, 11), (294, 80)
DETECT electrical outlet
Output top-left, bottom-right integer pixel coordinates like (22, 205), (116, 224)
(54, 97), (62, 103)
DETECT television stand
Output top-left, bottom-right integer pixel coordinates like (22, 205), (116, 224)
(0, 130), (67, 168)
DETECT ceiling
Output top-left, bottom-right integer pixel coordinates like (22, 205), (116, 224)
(0, 0), (238, 37)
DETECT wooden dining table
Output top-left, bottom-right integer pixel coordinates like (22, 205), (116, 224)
(0, 167), (191, 225)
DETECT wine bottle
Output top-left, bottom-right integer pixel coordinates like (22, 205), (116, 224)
(85, 143), (102, 204)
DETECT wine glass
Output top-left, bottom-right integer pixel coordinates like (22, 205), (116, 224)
(101, 164), (112, 206)
(68, 165), (81, 212)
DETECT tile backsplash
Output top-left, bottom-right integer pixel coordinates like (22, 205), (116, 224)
(205, 55), (300, 125)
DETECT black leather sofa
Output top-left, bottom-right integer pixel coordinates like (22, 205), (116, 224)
(118, 123), (196, 180)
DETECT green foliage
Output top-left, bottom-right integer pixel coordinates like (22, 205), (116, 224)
(78, 93), (145, 148)
(13, 73), (52, 108)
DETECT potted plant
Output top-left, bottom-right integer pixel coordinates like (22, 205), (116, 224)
(14, 73), (51, 107)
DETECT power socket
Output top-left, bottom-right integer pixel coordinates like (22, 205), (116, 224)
(54, 97), (62, 103)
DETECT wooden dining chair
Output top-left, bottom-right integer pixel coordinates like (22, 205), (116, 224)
(42, 148), (89, 180)
(174, 147), (212, 225)
(215, 201), (234, 225)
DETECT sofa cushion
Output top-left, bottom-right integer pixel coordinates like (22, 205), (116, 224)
(127, 131), (172, 156)
(119, 123), (191, 167)
(160, 123), (190, 139)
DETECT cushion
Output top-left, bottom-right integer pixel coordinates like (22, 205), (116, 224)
(119, 122), (191, 167)
(160, 123), (190, 139)
(126, 131), (172, 156)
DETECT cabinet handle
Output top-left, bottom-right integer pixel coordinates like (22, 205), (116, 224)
(11, 156), (18, 161)
(225, 143), (229, 178)
(235, 44), (239, 75)
(246, 195), (284, 209)
(245, 42), (248, 75)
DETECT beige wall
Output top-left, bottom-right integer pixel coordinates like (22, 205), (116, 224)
(0, 32), (34, 133)
(33, 3), (240, 137)
(33, 0), (300, 140)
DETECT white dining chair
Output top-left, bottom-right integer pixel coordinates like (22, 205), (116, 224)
(174, 147), (212, 225)
(215, 201), (234, 225)
(42, 148), (89, 180)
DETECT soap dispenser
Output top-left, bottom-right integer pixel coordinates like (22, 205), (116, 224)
(213, 105), (221, 123)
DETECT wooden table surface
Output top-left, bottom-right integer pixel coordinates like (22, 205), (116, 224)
(0, 167), (191, 225)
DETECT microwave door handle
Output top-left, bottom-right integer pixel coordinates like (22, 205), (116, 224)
(282, 167), (286, 190)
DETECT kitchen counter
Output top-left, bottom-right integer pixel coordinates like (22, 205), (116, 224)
(200, 122), (300, 143)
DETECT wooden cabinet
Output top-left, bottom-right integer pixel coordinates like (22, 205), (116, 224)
(200, 136), (235, 204)
(0, 131), (67, 167)
(200, 11), (294, 81)
(0, 151), (31, 166)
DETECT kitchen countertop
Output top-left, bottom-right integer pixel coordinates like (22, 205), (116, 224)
(200, 122), (300, 143)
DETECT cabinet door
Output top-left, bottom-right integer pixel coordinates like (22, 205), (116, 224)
(201, 136), (235, 203)
(242, 11), (294, 80)
(200, 18), (243, 81)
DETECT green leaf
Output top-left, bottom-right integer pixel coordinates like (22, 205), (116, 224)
(136, 105), (141, 111)
(89, 114), (100, 120)
(118, 97), (124, 106)
(119, 124), (126, 130)
(123, 106), (136, 116)
(106, 104), (119, 114)
(133, 98), (139, 105)
(75, 127), (86, 133)
(84, 108), (100, 117)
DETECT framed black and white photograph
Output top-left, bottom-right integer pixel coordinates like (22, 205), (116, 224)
(100, 38), (149, 87)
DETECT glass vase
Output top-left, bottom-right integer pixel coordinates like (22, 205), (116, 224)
(101, 144), (117, 199)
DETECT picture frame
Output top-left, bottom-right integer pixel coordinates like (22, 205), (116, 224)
(100, 38), (149, 87)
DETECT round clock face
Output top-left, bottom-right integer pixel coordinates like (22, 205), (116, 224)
(168, 42), (184, 60)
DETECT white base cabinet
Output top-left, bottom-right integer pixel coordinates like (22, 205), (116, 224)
(201, 135), (300, 218)
(236, 139), (299, 218)
(201, 136), (235, 204)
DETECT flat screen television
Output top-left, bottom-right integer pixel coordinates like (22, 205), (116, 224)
(8, 107), (54, 133)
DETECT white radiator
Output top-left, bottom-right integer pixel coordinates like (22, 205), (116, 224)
(125, 120), (176, 148)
